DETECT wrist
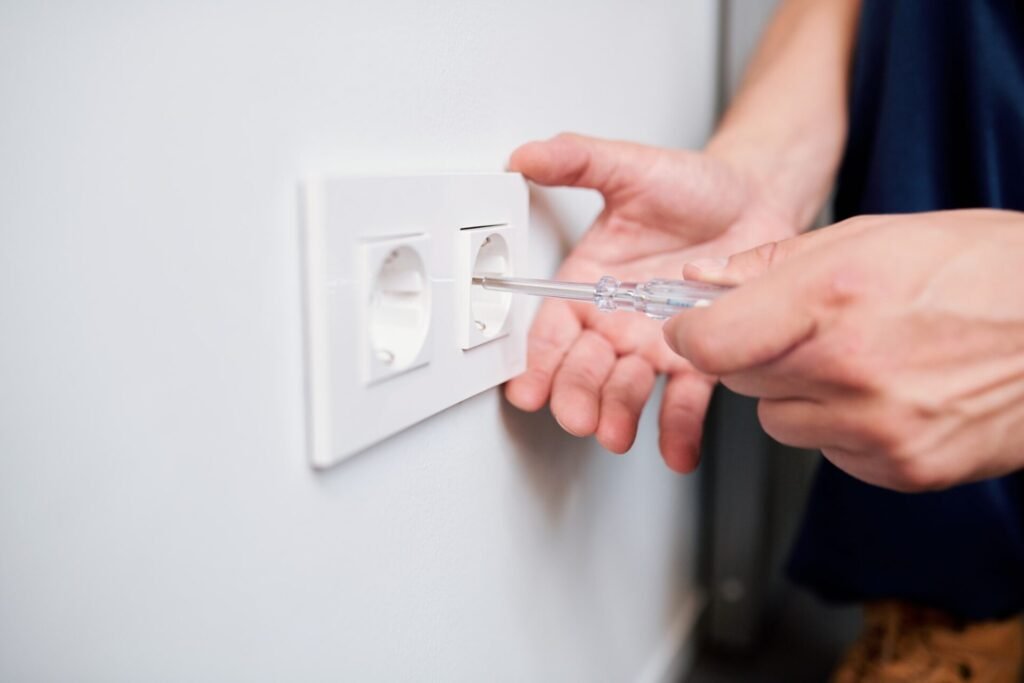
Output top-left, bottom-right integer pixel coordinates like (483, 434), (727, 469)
(705, 127), (839, 235)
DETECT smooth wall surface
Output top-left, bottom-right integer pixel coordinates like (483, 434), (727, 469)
(0, 1), (718, 680)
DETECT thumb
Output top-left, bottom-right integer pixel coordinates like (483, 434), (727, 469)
(508, 132), (658, 198)
(664, 258), (822, 376)
(682, 217), (874, 286)
(668, 220), (878, 373)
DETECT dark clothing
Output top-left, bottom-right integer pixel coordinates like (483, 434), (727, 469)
(835, 0), (1024, 216)
(788, 0), (1024, 620)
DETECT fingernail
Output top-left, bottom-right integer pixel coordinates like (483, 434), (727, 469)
(687, 257), (728, 275)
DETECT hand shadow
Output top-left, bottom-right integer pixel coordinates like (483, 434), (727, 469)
(499, 395), (589, 522)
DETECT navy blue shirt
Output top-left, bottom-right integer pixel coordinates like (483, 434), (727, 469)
(789, 0), (1024, 620)
(835, 0), (1024, 216)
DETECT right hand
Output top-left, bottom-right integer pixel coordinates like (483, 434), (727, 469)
(505, 133), (799, 472)
(667, 210), (1024, 491)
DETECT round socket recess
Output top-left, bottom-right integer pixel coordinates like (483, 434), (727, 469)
(368, 246), (431, 369)
(470, 233), (512, 338)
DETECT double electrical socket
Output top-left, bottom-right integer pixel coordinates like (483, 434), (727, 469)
(301, 173), (529, 469)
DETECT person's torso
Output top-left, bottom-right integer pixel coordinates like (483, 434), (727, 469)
(835, 0), (1024, 218)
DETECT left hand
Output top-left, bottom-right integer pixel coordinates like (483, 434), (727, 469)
(504, 134), (797, 471)
(665, 209), (1024, 491)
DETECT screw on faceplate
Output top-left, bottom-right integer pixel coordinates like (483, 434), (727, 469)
(483, 236), (491, 246)
(385, 250), (398, 264)
(474, 320), (486, 332)
(376, 349), (395, 365)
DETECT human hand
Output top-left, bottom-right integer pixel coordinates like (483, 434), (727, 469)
(665, 210), (1024, 490)
(506, 133), (797, 471)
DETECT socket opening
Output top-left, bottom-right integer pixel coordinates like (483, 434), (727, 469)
(470, 233), (512, 339)
(368, 246), (430, 370)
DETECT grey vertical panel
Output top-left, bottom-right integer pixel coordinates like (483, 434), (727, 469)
(702, 0), (783, 649)
(705, 389), (773, 648)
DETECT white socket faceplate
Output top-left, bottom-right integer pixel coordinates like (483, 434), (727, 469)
(361, 235), (432, 384)
(457, 225), (514, 350)
(301, 173), (529, 468)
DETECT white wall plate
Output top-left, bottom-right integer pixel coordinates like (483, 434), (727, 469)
(301, 173), (529, 469)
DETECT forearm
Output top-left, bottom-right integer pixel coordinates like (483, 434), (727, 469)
(708, 0), (862, 231)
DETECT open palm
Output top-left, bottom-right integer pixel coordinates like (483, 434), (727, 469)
(505, 134), (795, 471)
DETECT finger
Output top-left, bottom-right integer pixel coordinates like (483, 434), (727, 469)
(717, 343), (831, 399)
(663, 265), (819, 376)
(508, 132), (655, 198)
(756, 398), (859, 451)
(505, 299), (582, 412)
(658, 370), (716, 473)
(682, 217), (876, 287)
(683, 241), (786, 286)
(718, 330), (862, 400)
(719, 367), (813, 400)
(596, 355), (657, 454)
(549, 330), (617, 437)
(818, 446), (918, 493)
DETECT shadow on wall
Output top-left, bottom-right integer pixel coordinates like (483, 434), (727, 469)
(500, 398), (590, 521)
(494, 178), (597, 520)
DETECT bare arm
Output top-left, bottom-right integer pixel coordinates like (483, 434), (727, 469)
(709, 0), (862, 231)
(503, 0), (863, 468)
(669, 210), (1024, 491)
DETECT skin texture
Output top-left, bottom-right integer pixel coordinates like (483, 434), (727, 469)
(505, 134), (796, 471)
(505, 0), (862, 471)
(666, 211), (1024, 491)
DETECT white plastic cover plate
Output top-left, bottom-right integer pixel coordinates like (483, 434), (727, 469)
(457, 224), (514, 350)
(361, 234), (432, 384)
(301, 173), (529, 469)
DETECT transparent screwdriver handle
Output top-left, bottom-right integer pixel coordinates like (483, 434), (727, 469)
(594, 276), (727, 319)
(471, 274), (731, 319)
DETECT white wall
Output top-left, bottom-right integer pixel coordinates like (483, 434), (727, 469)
(723, 0), (780, 94)
(0, 1), (718, 680)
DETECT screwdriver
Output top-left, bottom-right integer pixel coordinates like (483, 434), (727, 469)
(472, 274), (731, 320)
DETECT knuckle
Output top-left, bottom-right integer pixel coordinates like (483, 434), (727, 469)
(836, 215), (870, 230)
(859, 411), (907, 454)
(857, 411), (952, 492)
(814, 325), (880, 390)
(820, 269), (865, 309)
(835, 214), (882, 235)
(529, 329), (560, 352)
(890, 456), (947, 493)
(756, 398), (776, 426)
(756, 401), (789, 443)
(825, 351), (869, 389)
(559, 360), (605, 389)
(753, 240), (782, 269)
(728, 240), (783, 281)
(526, 364), (555, 389)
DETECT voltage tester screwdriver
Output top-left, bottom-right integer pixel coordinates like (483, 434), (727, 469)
(472, 274), (731, 320)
